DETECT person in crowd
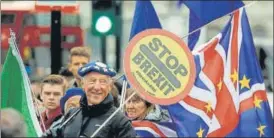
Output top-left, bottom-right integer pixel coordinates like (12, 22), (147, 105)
(49, 88), (85, 129)
(31, 77), (46, 114)
(59, 67), (74, 88)
(111, 82), (121, 107)
(31, 79), (41, 100)
(1, 108), (27, 137)
(39, 75), (67, 132)
(68, 47), (91, 88)
(43, 61), (136, 137)
(114, 81), (123, 95)
(125, 88), (170, 122)
(61, 88), (85, 114)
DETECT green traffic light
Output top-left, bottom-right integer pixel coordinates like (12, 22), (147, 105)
(95, 16), (112, 33)
(91, 8), (115, 36)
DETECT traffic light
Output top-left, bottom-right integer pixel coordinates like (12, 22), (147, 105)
(91, 0), (116, 36)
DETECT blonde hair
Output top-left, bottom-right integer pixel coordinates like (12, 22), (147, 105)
(125, 88), (154, 120)
(41, 75), (67, 94)
(69, 47), (91, 62)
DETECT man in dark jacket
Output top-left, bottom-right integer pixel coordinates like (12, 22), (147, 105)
(42, 61), (136, 137)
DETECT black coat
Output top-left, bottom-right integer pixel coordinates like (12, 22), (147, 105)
(42, 94), (136, 138)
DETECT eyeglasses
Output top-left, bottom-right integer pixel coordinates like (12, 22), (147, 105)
(86, 78), (111, 85)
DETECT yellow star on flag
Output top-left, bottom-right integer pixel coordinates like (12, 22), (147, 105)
(204, 102), (212, 113)
(230, 69), (238, 83)
(239, 75), (251, 89)
(257, 124), (266, 137)
(196, 127), (204, 138)
(217, 79), (222, 92)
(253, 96), (263, 109)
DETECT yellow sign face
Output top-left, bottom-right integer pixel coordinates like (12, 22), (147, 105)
(124, 29), (196, 105)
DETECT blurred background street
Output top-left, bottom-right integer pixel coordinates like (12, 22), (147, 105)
(1, 1), (273, 113)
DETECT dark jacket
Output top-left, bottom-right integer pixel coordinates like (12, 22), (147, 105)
(42, 94), (136, 138)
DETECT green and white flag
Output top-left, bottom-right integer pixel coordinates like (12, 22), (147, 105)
(1, 30), (43, 137)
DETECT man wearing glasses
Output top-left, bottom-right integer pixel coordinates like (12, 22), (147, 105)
(43, 61), (136, 137)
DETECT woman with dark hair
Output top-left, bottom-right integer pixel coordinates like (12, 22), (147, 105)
(124, 88), (170, 122)
(59, 67), (74, 88)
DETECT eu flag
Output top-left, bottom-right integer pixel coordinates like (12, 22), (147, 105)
(178, 0), (244, 50)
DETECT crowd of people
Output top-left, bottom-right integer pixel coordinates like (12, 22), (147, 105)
(2, 46), (171, 137)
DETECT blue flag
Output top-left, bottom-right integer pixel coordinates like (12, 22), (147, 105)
(129, 0), (162, 40)
(177, 0), (244, 50)
(188, 11), (201, 51)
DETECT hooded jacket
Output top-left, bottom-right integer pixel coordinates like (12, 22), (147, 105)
(42, 94), (136, 138)
(144, 105), (170, 122)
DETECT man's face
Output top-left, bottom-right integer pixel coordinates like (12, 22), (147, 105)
(41, 84), (63, 111)
(83, 72), (113, 105)
(64, 95), (81, 114)
(69, 56), (89, 79)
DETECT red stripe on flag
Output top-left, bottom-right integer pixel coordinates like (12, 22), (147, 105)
(208, 84), (239, 137)
(198, 38), (219, 53)
(202, 33), (239, 136)
(239, 90), (268, 114)
(184, 96), (213, 118)
(230, 10), (240, 88)
(202, 40), (224, 93)
(132, 121), (167, 137)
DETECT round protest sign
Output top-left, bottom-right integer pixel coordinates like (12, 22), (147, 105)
(123, 29), (196, 105)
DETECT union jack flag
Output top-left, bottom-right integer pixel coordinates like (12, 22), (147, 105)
(132, 121), (178, 137)
(166, 8), (273, 137)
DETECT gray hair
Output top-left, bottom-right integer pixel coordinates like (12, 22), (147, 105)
(1, 108), (27, 137)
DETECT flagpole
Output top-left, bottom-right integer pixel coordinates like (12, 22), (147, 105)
(119, 80), (128, 111)
(180, 1), (258, 40)
(113, 73), (124, 81)
(9, 29), (44, 135)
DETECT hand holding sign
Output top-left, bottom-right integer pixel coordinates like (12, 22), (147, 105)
(124, 29), (196, 105)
